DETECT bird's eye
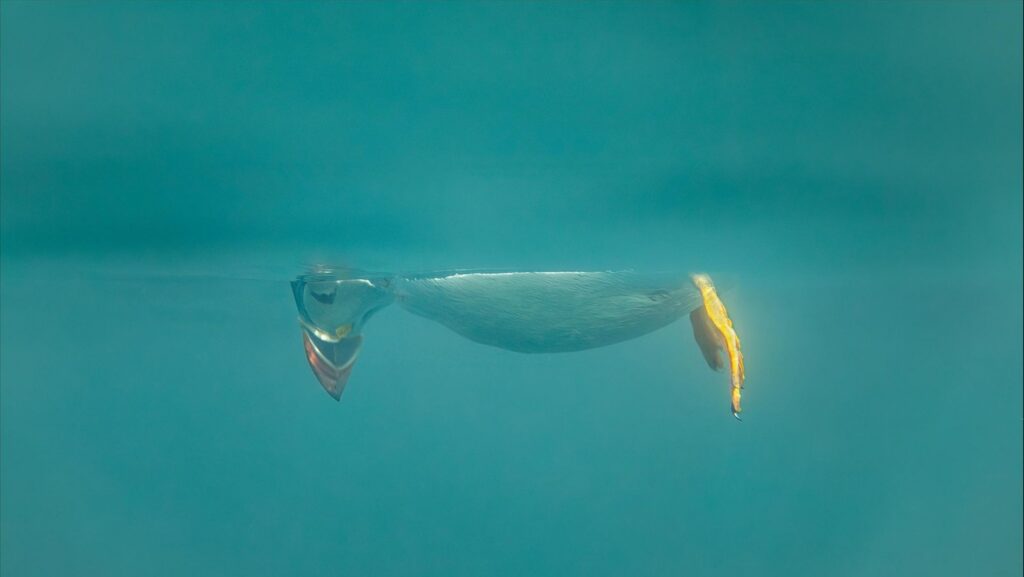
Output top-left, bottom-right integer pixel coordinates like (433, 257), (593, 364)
(310, 287), (337, 304)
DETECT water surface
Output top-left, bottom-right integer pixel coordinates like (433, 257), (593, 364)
(2, 2), (1021, 576)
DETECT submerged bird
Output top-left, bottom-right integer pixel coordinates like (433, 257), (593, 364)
(292, 268), (746, 419)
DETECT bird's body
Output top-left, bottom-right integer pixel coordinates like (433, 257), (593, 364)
(292, 268), (744, 416)
(395, 271), (701, 353)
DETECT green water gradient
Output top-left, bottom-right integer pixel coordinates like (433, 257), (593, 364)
(1, 2), (1021, 576)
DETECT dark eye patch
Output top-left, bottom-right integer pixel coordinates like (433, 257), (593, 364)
(310, 288), (337, 304)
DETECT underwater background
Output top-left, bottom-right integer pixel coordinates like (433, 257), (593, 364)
(1, 2), (1022, 576)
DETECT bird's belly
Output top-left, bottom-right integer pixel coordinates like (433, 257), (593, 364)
(396, 272), (699, 353)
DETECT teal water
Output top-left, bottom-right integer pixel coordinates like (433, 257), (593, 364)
(1, 2), (1022, 576)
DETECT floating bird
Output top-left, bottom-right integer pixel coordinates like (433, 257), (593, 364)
(292, 268), (745, 419)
